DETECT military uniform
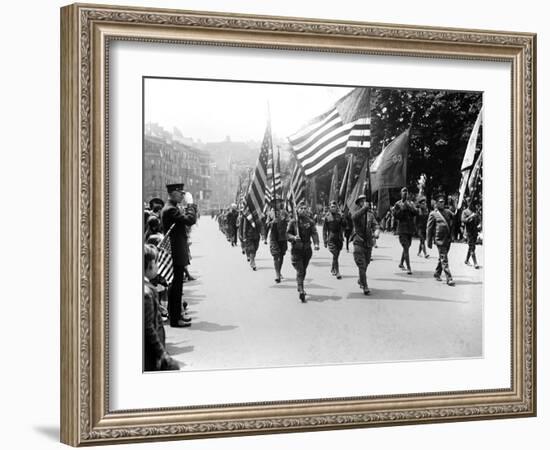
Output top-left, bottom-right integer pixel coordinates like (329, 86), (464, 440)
(226, 209), (238, 246)
(416, 202), (429, 257)
(322, 210), (345, 278)
(461, 206), (481, 267)
(242, 217), (261, 269)
(427, 207), (454, 284)
(161, 199), (197, 327)
(393, 198), (418, 272)
(351, 204), (379, 293)
(266, 213), (289, 282)
(287, 214), (320, 301)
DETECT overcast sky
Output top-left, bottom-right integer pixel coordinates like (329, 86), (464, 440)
(144, 78), (353, 142)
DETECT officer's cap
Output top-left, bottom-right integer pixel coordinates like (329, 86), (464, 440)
(355, 194), (367, 205)
(329, 200), (338, 207)
(400, 187), (408, 193)
(166, 183), (185, 193)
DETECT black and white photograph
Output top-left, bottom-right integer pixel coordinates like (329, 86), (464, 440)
(142, 78), (484, 373)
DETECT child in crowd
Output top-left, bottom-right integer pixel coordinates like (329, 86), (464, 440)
(143, 244), (180, 371)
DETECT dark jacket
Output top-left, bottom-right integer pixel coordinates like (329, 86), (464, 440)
(427, 208), (453, 247)
(416, 205), (429, 238)
(322, 212), (345, 245)
(161, 201), (197, 266)
(287, 216), (319, 249)
(393, 200), (418, 235)
(351, 205), (379, 248)
(461, 207), (481, 238)
(226, 209), (238, 233)
(267, 216), (289, 243)
(143, 280), (166, 371)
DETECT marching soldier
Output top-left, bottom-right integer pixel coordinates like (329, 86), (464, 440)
(287, 201), (320, 303)
(416, 197), (430, 258)
(393, 187), (418, 274)
(265, 204), (289, 283)
(226, 203), (239, 247)
(322, 200), (345, 279)
(351, 195), (379, 295)
(427, 194), (455, 286)
(461, 197), (481, 269)
(242, 215), (261, 270)
(160, 183), (197, 327)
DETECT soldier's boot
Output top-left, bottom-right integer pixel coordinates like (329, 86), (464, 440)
(250, 255), (257, 271)
(404, 253), (412, 275)
(334, 260), (342, 279)
(298, 280), (306, 303)
(363, 280), (371, 296)
(274, 257), (281, 283)
(465, 249), (471, 265)
(472, 253), (480, 269)
(278, 258), (284, 279)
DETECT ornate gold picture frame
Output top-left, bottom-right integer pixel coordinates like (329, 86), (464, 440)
(60, 3), (536, 446)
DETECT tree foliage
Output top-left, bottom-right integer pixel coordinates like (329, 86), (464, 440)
(315, 88), (482, 203)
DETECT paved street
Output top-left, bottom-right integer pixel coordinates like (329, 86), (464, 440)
(165, 217), (483, 371)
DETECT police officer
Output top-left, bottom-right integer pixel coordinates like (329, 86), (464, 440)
(351, 195), (379, 295)
(265, 202), (289, 283)
(427, 194), (455, 286)
(322, 200), (345, 279)
(287, 201), (320, 303)
(160, 183), (197, 327)
(393, 187), (418, 274)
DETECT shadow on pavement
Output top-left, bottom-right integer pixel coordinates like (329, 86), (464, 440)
(452, 278), (483, 286)
(347, 288), (468, 304)
(165, 343), (195, 356)
(394, 270), (437, 279)
(190, 321), (239, 332)
(307, 294), (343, 303)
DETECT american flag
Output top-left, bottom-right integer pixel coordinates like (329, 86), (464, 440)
(156, 225), (174, 285)
(285, 162), (306, 210)
(244, 120), (272, 228)
(264, 146), (282, 211)
(288, 88), (371, 176)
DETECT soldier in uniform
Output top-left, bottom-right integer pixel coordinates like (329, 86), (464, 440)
(461, 197), (481, 269)
(351, 195), (379, 295)
(392, 187), (418, 274)
(427, 194), (455, 286)
(287, 201), (320, 303)
(226, 203), (239, 247)
(160, 183), (197, 327)
(416, 197), (430, 258)
(265, 202), (289, 283)
(322, 200), (345, 279)
(242, 216), (261, 270)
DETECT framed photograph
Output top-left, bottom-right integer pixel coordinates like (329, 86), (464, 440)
(60, 3), (536, 446)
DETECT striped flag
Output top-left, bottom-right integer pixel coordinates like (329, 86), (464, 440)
(288, 88), (371, 176)
(244, 120), (272, 228)
(156, 225), (174, 285)
(286, 162), (306, 208)
(264, 146), (282, 209)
